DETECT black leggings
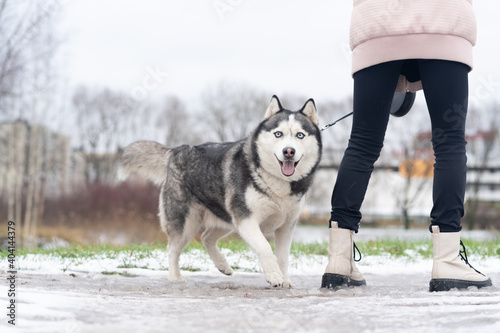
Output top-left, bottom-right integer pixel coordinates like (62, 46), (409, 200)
(330, 59), (469, 233)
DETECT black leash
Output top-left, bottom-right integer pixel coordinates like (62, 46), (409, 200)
(320, 91), (417, 131)
(320, 112), (353, 131)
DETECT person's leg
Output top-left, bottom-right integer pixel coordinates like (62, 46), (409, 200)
(418, 59), (468, 233)
(330, 61), (403, 232)
(322, 61), (403, 289)
(419, 59), (492, 291)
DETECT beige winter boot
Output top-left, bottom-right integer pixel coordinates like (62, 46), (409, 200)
(429, 225), (492, 292)
(321, 222), (366, 289)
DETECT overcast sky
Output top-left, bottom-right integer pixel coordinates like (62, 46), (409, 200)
(56, 0), (500, 108)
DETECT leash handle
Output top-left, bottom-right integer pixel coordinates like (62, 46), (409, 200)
(320, 112), (353, 131)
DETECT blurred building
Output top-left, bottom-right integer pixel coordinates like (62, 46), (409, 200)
(0, 120), (86, 198)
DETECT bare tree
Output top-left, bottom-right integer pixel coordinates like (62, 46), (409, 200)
(23, 124), (44, 245)
(155, 95), (195, 147)
(464, 102), (499, 229)
(0, 1), (62, 103)
(23, 14), (61, 246)
(0, 1), (64, 246)
(0, 121), (27, 224)
(73, 86), (146, 184)
(200, 81), (269, 142)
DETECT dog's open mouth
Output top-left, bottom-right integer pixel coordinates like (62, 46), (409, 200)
(276, 155), (301, 177)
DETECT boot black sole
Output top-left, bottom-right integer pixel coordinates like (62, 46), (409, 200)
(429, 278), (492, 292)
(348, 278), (367, 287)
(321, 273), (366, 289)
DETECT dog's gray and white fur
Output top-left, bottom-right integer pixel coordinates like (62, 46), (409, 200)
(119, 95), (322, 287)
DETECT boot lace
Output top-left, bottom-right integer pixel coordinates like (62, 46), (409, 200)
(459, 240), (485, 276)
(353, 242), (362, 262)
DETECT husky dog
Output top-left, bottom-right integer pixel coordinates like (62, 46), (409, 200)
(119, 96), (322, 287)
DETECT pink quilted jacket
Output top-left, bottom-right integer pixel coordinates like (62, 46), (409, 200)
(349, 0), (477, 91)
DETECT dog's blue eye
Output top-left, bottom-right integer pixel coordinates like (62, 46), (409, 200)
(274, 131), (283, 138)
(297, 132), (305, 139)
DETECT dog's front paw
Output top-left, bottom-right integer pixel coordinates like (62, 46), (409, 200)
(266, 271), (285, 287)
(218, 265), (234, 276)
(169, 275), (185, 283)
(282, 279), (293, 288)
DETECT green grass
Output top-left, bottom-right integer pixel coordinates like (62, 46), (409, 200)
(0, 242), (167, 258)
(1, 238), (499, 260)
(290, 238), (500, 260)
(101, 271), (139, 277)
(1, 236), (498, 276)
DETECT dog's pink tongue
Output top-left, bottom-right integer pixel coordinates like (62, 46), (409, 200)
(282, 160), (295, 176)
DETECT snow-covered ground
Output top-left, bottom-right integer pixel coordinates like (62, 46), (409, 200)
(1, 226), (499, 333)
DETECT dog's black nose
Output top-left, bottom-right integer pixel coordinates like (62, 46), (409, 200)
(283, 147), (295, 158)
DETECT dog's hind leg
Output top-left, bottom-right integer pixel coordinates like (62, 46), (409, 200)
(166, 213), (202, 282)
(167, 233), (191, 282)
(201, 227), (234, 276)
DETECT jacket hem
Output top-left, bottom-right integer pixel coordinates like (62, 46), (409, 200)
(351, 34), (474, 77)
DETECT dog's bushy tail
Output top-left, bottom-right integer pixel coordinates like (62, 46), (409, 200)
(118, 141), (171, 186)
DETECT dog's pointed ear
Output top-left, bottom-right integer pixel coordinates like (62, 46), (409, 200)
(301, 98), (319, 125)
(264, 95), (283, 119)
